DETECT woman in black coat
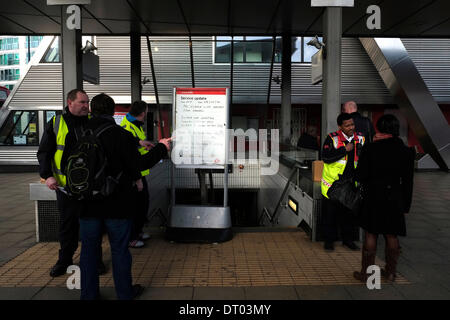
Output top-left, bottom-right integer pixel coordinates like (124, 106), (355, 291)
(353, 114), (415, 282)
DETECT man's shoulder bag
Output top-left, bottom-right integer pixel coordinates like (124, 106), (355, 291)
(327, 175), (362, 214)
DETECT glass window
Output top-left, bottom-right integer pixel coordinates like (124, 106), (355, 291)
(0, 53), (19, 65)
(0, 38), (19, 50)
(0, 111), (39, 146)
(42, 37), (60, 63)
(0, 69), (20, 81)
(26, 36), (43, 49)
(303, 36), (323, 62)
(214, 36), (320, 64)
(45, 111), (57, 123)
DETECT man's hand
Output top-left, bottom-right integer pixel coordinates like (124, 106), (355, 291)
(345, 142), (354, 152)
(45, 177), (59, 191)
(135, 179), (143, 192)
(159, 137), (172, 151)
(139, 140), (154, 151)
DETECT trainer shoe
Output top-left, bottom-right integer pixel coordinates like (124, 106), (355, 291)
(49, 263), (70, 277)
(129, 240), (145, 248)
(132, 284), (144, 299)
(98, 261), (107, 275)
(343, 241), (360, 251)
(139, 232), (151, 241)
(324, 241), (335, 251)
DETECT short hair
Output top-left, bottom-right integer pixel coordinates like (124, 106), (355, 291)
(66, 89), (87, 102)
(90, 93), (115, 116)
(130, 100), (148, 117)
(337, 112), (353, 126)
(376, 114), (400, 137)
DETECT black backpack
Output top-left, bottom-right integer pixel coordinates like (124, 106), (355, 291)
(64, 123), (122, 200)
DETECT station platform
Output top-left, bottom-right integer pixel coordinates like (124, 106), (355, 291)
(0, 172), (450, 300)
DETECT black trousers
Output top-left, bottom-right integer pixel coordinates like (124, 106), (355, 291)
(130, 177), (149, 241)
(55, 190), (102, 265)
(321, 197), (357, 243)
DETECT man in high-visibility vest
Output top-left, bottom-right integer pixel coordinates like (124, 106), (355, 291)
(37, 89), (106, 277)
(121, 101), (153, 248)
(321, 113), (365, 252)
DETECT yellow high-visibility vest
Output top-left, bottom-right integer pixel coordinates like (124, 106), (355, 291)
(52, 114), (69, 186)
(321, 132), (365, 199)
(121, 115), (150, 176)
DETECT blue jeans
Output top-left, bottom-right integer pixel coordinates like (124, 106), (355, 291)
(80, 218), (133, 300)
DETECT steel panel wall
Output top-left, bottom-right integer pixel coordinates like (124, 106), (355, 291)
(6, 36), (450, 108)
(402, 38), (450, 103)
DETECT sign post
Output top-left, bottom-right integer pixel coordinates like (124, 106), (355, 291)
(167, 87), (232, 243)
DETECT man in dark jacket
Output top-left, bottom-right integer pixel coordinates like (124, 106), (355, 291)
(342, 101), (375, 143)
(78, 93), (170, 300)
(37, 89), (106, 277)
(321, 113), (366, 251)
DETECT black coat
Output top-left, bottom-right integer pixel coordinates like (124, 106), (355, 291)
(355, 137), (415, 236)
(73, 116), (142, 219)
(350, 112), (375, 143)
(37, 107), (89, 180)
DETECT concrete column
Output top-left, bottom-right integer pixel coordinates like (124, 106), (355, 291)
(61, 5), (83, 107)
(280, 34), (292, 146)
(321, 7), (342, 146)
(130, 32), (142, 103)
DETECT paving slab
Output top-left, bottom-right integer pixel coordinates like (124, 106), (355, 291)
(193, 287), (246, 300)
(295, 285), (353, 300)
(344, 284), (405, 300)
(244, 286), (298, 300)
(393, 283), (450, 300)
(138, 287), (194, 300)
(31, 287), (80, 300)
(0, 287), (41, 300)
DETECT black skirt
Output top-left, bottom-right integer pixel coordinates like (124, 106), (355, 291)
(358, 185), (407, 236)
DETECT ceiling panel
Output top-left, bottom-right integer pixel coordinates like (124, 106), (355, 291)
(1, 0), (450, 36)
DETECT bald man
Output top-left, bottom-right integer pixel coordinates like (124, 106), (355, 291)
(342, 101), (375, 143)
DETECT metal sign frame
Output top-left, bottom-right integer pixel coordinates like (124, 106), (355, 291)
(171, 87), (230, 208)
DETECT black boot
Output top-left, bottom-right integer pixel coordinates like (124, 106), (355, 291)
(382, 247), (400, 282)
(353, 247), (376, 282)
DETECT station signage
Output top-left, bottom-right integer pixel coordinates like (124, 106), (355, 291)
(172, 88), (229, 169)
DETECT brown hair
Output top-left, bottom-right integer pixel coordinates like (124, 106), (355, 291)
(66, 89), (87, 102)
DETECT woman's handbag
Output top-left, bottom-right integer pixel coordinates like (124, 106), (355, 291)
(327, 175), (362, 214)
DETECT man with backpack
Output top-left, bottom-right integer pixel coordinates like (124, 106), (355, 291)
(73, 93), (149, 299)
(37, 89), (106, 278)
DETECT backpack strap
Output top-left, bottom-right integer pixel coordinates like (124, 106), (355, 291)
(94, 123), (116, 138)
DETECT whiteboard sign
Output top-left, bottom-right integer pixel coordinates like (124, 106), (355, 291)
(113, 112), (127, 125)
(173, 88), (229, 169)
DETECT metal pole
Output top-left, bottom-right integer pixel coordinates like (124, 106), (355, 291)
(61, 5), (83, 108)
(146, 36), (164, 138)
(267, 36), (276, 105)
(189, 35), (195, 88)
(130, 32), (142, 103)
(280, 33), (292, 146)
(321, 7), (342, 146)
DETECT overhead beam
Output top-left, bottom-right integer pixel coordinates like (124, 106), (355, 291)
(360, 37), (450, 170)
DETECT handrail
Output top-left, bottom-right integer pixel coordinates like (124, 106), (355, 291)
(269, 163), (308, 224)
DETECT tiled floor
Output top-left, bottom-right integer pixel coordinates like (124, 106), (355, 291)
(0, 171), (449, 300)
(0, 231), (409, 288)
